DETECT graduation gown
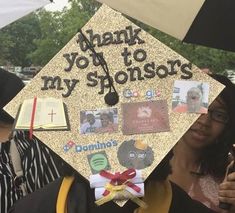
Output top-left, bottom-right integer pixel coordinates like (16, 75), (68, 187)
(9, 175), (215, 213)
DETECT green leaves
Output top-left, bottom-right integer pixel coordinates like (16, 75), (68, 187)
(0, 0), (234, 74)
(143, 25), (235, 73)
(0, 13), (41, 66)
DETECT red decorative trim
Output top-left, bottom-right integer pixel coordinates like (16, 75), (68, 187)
(29, 97), (37, 140)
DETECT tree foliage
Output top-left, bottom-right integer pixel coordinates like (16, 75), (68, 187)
(137, 23), (235, 73)
(28, 0), (100, 66)
(0, 0), (235, 74)
(0, 13), (41, 67)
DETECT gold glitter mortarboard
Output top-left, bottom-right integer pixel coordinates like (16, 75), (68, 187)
(5, 4), (224, 206)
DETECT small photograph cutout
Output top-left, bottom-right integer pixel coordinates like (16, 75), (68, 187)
(172, 80), (209, 114)
(80, 108), (118, 134)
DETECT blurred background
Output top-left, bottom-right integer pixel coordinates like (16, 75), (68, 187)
(1, 0), (234, 85)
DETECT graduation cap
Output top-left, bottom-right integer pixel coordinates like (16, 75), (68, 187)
(5, 4), (224, 206)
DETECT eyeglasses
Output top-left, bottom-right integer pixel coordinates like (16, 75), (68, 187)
(207, 109), (229, 124)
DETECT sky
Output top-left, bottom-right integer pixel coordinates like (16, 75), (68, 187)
(45, 0), (69, 11)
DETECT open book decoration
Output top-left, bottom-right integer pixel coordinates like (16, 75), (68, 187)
(15, 97), (69, 130)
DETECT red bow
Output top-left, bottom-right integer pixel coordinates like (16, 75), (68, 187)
(99, 169), (141, 196)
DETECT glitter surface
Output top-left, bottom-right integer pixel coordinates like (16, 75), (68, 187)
(5, 4), (224, 189)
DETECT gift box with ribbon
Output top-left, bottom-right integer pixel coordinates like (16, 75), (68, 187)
(90, 169), (145, 206)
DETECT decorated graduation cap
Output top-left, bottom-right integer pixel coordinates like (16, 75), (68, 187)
(5, 4), (224, 207)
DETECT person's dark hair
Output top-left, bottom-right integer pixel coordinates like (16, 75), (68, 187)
(147, 150), (173, 181)
(0, 68), (24, 124)
(100, 112), (113, 123)
(200, 74), (235, 178)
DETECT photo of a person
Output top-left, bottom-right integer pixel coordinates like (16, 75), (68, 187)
(80, 113), (101, 134)
(80, 108), (118, 134)
(95, 111), (118, 133)
(172, 80), (209, 114)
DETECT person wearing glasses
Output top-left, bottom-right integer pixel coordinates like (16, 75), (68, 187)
(168, 74), (235, 212)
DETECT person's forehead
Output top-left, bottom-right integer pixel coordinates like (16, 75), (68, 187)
(187, 91), (201, 98)
(188, 88), (200, 93)
(100, 113), (109, 118)
(188, 91), (200, 96)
